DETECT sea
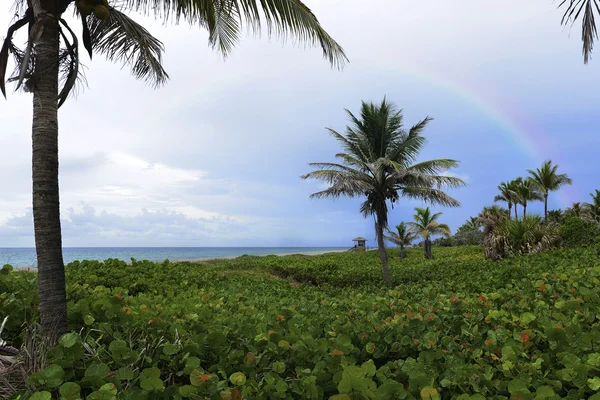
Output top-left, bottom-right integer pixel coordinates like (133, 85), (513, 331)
(0, 247), (347, 269)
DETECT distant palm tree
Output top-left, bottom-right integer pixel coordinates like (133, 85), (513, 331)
(565, 202), (583, 218)
(385, 222), (416, 258)
(302, 99), (465, 285)
(408, 207), (451, 259)
(515, 177), (543, 219)
(527, 160), (572, 221)
(494, 181), (518, 219)
(547, 209), (565, 224)
(583, 189), (600, 223)
(457, 216), (481, 232)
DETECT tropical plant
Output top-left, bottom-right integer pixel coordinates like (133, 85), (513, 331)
(514, 177), (543, 219)
(485, 215), (560, 260)
(547, 209), (565, 224)
(527, 160), (572, 221)
(477, 205), (510, 237)
(407, 207), (451, 259)
(452, 229), (484, 246)
(582, 189), (600, 224)
(560, 216), (599, 247)
(565, 202), (584, 218)
(494, 181), (518, 219)
(456, 217), (481, 233)
(385, 222), (416, 258)
(302, 99), (465, 285)
(1, 0), (346, 341)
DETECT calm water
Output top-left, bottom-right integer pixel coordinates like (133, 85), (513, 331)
(0, 247), (347, 268)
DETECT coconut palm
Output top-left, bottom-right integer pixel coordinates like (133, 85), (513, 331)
(2, 0), (346, 341)
(302, 99), (465, 285)
(494, 181), (518, 219)
(457, 216), (481, 233)
(385, 222), (416, 258)
(527, 160), (572, 221)
(565, 202), (584, 218)
(407, 207), (451, 259)
(514, 177), (543, 219)
(583, 189), (600, 223)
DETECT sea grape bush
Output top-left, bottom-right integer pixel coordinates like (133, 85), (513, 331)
(2, 247), (600, 399)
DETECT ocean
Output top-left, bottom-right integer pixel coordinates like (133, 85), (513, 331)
(0, 247), (348, 268)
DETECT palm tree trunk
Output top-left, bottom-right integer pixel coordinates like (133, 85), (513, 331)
(399, 245), (406, 259)
(424, 237), (432, 259)
(32, 9), (67, 343)
(523, 203), (527, 219)
(375, 217), (392, 286)
(514, 205), (518, 221)
(508, 203), (512, 220)
(544, 193), (548, 222)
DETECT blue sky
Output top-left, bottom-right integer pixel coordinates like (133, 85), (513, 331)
(1, 0), (599, 247)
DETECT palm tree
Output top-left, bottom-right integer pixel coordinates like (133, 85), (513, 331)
(2, 0), (346, 341)
(565, 202), (584, 218)
(302, 99), (465, 285)
(385, 222), (416, 258)
(457, 216), (481, 233)
(494, 181), (518, 219)
(515, 177), (543, 219)
(527, 160), (572, 221)
(408, 207), (451, 259)
(583, 189), (600, 223)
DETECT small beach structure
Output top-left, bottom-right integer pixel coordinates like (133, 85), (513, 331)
(351, 237), (367, 252)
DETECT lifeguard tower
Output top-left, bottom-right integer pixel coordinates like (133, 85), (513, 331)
(352, 237), (367, 252)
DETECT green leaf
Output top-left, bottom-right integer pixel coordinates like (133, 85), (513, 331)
(85, 363), (110, 379)
(589, 377), (600, 391)
(508, 379), (528, 394)
(520, 312), (536, 325)
(140, 376), (164, 391)
(163, 343), (179, 355)
(190, 370), (208, 386)
(59, 382), (82, 400)
(99, 383), (117, 395)
(420, 386), (440, 400)
(535, 385), (555, 398)
(83, 315), (95, 325)
(230, 372), (247, 386)
(272, 361), (285, 374)
(179, 385), (197, 397)
(141, 367), (161, 379)
(275, 380), (288, 392)
(30, 392), (52, 400)
(116, 367), (134, 381)
(59, 333), (80, 349)
(42, 364), (65, 388)
(361, 360), (376, 377)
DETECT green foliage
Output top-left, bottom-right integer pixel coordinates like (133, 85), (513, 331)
(3, 247), (600, 398)
(452, 229), (484, 246)
(560, 217), (600, 248)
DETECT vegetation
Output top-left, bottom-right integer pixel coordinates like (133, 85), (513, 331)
(1, 0), (346, 342)
(385, 223), (416, 259)
(2, 245), (600, 399)
(302, 99), (465, 286)
(408, 207), (451, 259)
(527, 161), (572, 222)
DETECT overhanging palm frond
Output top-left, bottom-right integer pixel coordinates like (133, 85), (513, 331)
(407, 159), (460, 176)
(401, 187), (461, 207)
(88, 7), (169, 87)
(559, 0), (600, 63)
(119, 0), (347, 67)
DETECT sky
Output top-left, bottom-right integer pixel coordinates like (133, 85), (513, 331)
(1, 0), (599, 247)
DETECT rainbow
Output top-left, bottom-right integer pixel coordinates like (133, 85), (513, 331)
(383, 63), (577, 208)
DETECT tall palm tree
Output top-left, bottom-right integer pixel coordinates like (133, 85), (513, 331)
(2, 0), (346, 341)
(494, 181), (518, 219)
(515, 177), (543, 219)
(408, 207), (451, 259)
(385, 222), (416, 258)
(302, 99), (465, 286)
(527, 160), (572, 221)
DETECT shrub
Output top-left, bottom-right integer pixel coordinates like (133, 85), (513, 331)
(452, 229), (484, 246)
(559, 216), (599, 247)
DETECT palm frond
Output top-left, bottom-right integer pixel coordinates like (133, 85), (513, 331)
(119, 0), (347, 67)
(401, 187), (461, 207)
(88, 7), (168, 87)
(559, 0), (600, 63)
